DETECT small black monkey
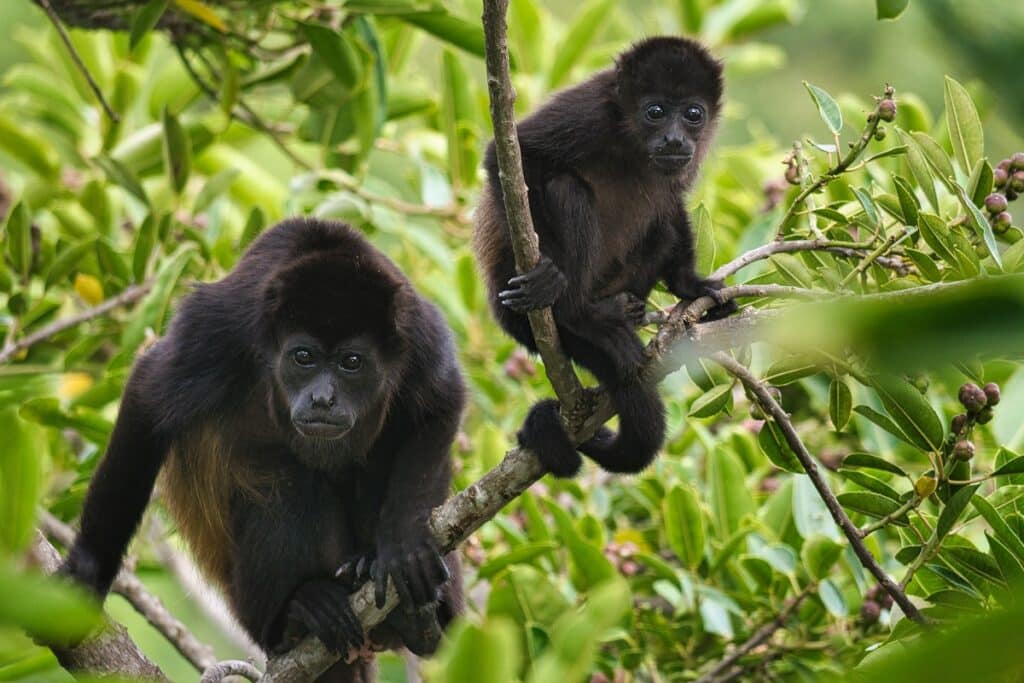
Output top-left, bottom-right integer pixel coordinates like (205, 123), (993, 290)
(474, 36), (731, 478)
(59, 218), (465, 682)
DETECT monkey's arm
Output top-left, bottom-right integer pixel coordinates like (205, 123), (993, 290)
(60, 356), (170, 598)
(663, 210), (737, 320)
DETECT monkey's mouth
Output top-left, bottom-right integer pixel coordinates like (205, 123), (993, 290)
(651, 154), (693, 172)
(293, 419), (352, 440)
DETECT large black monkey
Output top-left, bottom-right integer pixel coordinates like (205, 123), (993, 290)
(59, 218), (465, 682)
(474, 36), (731, 478)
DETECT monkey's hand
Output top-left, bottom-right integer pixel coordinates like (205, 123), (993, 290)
(498, 255), (567, 312)
(350, 535), (449, 610)
(283, 578), (364, 654)
(697, 278), (738, 321)
(597, 292), (647, 327)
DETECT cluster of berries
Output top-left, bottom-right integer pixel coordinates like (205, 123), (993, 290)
(950, 382), (1001, 461)
(986, 154), (1024, 235)
(860, 583), (894, 625)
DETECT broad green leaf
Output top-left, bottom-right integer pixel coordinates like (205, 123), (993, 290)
(94, 155), (149, 205)
(842, 470), (902, 501)
(193, 168), (241, 214)
(299, 23), (361, 89)
(707, 447), (755, 535)
(478, 542), (558, 580)
(972, 496), (1024, 563)
(689, 383), (732, 418)
(758, 419), (804, 473)
(953, 183), (1002, 270)
(546, 502), (616, 591)
(987, 533), (1024, 584)
(95, 238), (132, 286)
(663, 485), (705, 569)
(548, 0), (616, 89)
(433, 619), (522, 683)
(836, 491), (907, 522)
(906, 248), (942, 281)
(829, 378), (852, 430)
(129, 0), (167, 50)
(892, 175), (920, 226)
(876, 0), (909, 19)
(898, 128), (939, 210)
(400, 11), (488, 60)
(697, 589), (734, 639)
(860, 145), (909, 165)
(870, 375), (945, 452)
(852, 187), (880, 228)
(770, 253), (815, 288)
(693, 203), (716, 275)
(0, 408), (45, 551)
(793, 474), (839, 540)
(854, 405), (919, 450)
(993, 456), (1024, 477)
(4, 200), (33, 280)
(910, 131), (955, 188)
(0, 114), (60, 177)
(942, 546), (1004, 586)
(944, 76), (984, 174)
(161, 107), (191, 194)
(441, 49), (478, 188)
(44, 239), (96, 289)
(0, 565), (101, 642)
(802, 534), (843, 580)
(968, 158), (994, 207)
(936, 483), (981, 540)
(917, 212), (959, 266)
(763, 356), (819, 385)
(803, 81), (843, 134)
(819, 578), (847, 616)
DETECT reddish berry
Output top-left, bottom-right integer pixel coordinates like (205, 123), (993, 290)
(985, 193), (1009, 214)
(861, 600), (881, 624)
(958, 383), (987, 414)
(983, 382), (1001, 406)
(877, 99), (897, 122)
(951, 413), (967, 434)
(954, 440), (975, 461)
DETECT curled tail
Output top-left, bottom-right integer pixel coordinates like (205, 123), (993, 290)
(517, 381), (665, 477)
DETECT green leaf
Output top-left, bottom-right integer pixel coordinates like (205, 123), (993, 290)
(763, 356), (820, 385)
(793, 475), (839, 540)
(910, 131), (955, 188)
(944, 76), (984, 175)
(953, 183), (1002, 270)
(819, 578), (847, 616)
(663, 485), (705, 570)
(836, 491), (907, 522)
(936, 483), (981, 540)
(892, 175), (920, 226)
(993, 456), (1024, 477)
(129, 0), (167, 50)
(852, 187), (880, 228)
(548, 0), (616, 88)
(441, 49), (479, 188)
(400, 11), (488, 60)
(972, 496), (1024, 563)
(693, 203), (715, 275)
(0, 408), (44, 552)
(456, 252), (477, 310)
(93, 155), (149, 206)
(239, 207), (266, 252)
(842, 470), (902, 501)
(434, 619), (522, 683)
(987, 533), (1024, 584)
(689, 383), (733, 418)
(758, 419), (804, 474)
(0, 565), (101, 642)
(44, 239), (96, 289)
(707, 447), (755, 535)
(161, 107), (191, 194)
(121, 243), (197, 352)
(854, 405), (919, 450)
(917, 212), (959, 266)
(478, 541), (558, 580)
(899, 128), (939, 211)
(870, 375), (945, 452)
(770, 253), (815, 288)
(906, 248), (942, 281)
(4, 200), (33, 280)
(193, 168), (241, 214)
(0, 114), (60, 178)
(546, 503), (616, 591)
(968, 158), (994, 207)
(803, 81), (843, 134)
(829, 377), (852, 430)
(942, 546), (1004, 586)
(298, 22), (361, 88)
(132, 214), (158, 283)
(801, 534), (843, 580)
(876, 0), (910, 19)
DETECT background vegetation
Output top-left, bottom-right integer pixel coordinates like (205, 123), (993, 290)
(2, 0), (1024, 681)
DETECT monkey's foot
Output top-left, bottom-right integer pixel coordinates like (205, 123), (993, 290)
(382, 602), (444, 657)
(518, 399), (583, 477)
(698, 279), (738, 321)
(498, 256), (567, 312)
(370, 536), (449, 610)
(285, 578), (364, 654)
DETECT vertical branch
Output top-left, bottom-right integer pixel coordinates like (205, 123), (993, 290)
(711, 352), (926, 625)
(480, 0), (584, 412)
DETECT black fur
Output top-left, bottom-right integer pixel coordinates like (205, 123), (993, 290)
(474, 36), (729, 477)
(59, 218), (465, 682)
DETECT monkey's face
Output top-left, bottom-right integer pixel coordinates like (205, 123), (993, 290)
(274, 332), (389, 441)
(634, 98), (713, 175)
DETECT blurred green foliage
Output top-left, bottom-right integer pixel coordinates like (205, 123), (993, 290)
(1, 1), (1024, 682)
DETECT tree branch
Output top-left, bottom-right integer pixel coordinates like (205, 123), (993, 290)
(710, 352), (925, 624)
(0, 282), (151, 363)
(28, 532), (169, 681)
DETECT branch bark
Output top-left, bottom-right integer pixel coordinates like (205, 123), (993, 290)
(28, 532), (169, 682)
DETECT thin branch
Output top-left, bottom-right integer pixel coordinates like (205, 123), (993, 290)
(0, 282), (151, 363)
(480, 0), (583, 411)
(858, 495), (920, 538)
(40, 512), (219, 672)
(710, 238), (872, 281)
(28, 532), (168, 681)
(695, 586), (812, 683)
(711, 352), (925, 624)
(35, 0), (120, 123)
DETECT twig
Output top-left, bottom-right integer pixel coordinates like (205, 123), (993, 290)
(838, 227), (912, 287)
(0, 282), (151, 363)
(480, 0), (583, 411)
(28, 532), (168, 681)
(711, 352), (925, 624)
(858, 495), (920, 538)
(695, 586), (812, 683)
(710, 238), (872, 281)
(40, 512), (218, 672)
(201, 660), (262, 683)
(35, 0), (120, 123)
(316, 170), (466, 221)
(643, 284), (820, 325)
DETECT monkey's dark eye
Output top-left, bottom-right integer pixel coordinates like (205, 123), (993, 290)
(292, 348), (315, 367)
(683, 105), (705, 124)
(340, 354), (363, 372)
(645, 104), (666, 121)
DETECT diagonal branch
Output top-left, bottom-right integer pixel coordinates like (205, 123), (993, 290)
(710, 352), (925, 624)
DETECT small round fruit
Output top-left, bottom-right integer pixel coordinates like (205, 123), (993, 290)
(983, 382), (1001, 406)
(1012, 171), (1024, 193)
(953, 440), (976, 461)
(995, 168), (1009, 188)
(958, 383), (987, 414)
(985, 193), (1009, 214)
(860, 600), (881, 624)
(874, 127), (887, 141)
(951, 413), (967, 434)
(976, 407), (994, 425)
(1012, 152), (1024, 171)
(914, 474), (937, 498)
(877, 99), (897, 122)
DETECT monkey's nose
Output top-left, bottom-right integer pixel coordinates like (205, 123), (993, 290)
(311, 393), (335, 409)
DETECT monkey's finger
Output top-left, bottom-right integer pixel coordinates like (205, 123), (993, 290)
(373, 564), (389, 609)
(498, 287), (526, 299)
(505, 274), (532, 287)
(390, 566), (417, 607)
